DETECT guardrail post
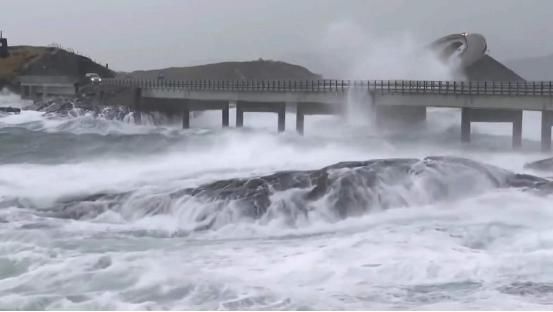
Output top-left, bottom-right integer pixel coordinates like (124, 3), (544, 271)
(507, 81), (513, 95)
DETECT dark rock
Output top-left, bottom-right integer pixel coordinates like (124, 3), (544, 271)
(0, 106), (20, 114)
(499, 281), (553, 297)
(35, 156), (553, 230)
(91, 256), (112, 270)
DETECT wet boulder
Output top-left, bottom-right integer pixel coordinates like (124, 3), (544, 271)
(0, 106), (20, 114)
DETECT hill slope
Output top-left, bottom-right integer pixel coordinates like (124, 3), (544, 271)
(505, 54), (553, 81)
(0, 46), (114, 88)
(124, 60), (322, 81)
(465, 55), (525, 81)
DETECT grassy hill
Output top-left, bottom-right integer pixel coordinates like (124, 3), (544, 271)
(0, 46), (114, 89)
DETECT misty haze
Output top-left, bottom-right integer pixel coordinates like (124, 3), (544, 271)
(1, 0), (553, 310)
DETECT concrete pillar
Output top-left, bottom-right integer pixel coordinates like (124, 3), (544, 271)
(236, 104), (244, 127)
(512, 111), (523, 149)
(296, 105), (305, 135)
(278, 104), (286, 132)
(133, 88), (142, 124)
(42, 85), (48, 101)
(222, 103), (230, 128)
(461, 108), (471, 143)
(542, 111), (553, 152)
(182, 107), (190, 129)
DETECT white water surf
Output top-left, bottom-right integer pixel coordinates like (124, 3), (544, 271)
(1, 91), (553, 310)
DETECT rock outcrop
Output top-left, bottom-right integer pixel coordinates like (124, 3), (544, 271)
(29, 156), (553, 231)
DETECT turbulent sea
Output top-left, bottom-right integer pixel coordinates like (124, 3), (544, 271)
(2, 92), (553, 310)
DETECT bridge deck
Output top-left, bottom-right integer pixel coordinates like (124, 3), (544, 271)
(101, 79), (553, 111)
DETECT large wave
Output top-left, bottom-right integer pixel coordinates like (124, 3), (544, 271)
(8, 156), (546, 235)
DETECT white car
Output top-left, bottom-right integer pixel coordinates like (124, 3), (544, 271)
(85, 73), (102, 84)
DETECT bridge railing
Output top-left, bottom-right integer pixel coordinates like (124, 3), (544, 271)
(370, 80), (553, 96)
(101, 79), (553, 96)
(103, 79), (358, 92)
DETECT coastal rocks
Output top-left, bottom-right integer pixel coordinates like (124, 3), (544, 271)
(35, 156), (553, 229)
(0, 107), (20, 114)
(26, 96), (132, 121)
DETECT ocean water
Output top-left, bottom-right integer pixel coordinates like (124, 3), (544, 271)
(1, 92), (553, 310)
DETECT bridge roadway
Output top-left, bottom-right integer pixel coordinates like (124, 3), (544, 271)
(54, 78), (548, 151)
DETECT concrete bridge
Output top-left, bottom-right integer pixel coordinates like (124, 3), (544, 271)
(99, 79), (553, 150)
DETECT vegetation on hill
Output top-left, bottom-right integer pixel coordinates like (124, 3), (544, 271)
(0, 46), (114, 89)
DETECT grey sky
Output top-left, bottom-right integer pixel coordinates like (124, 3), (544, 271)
(3, 0), (553, 73)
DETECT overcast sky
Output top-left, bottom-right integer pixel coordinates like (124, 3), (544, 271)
(3, 0), (553, 73)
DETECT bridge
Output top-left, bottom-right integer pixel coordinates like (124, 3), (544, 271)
(97, 78), (553, 150)
(12, 32), (551, 150)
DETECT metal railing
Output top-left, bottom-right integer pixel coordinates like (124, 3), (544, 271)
(101, 79), (553, 97)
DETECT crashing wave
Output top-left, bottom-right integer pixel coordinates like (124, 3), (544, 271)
(22, 156), (552, 231)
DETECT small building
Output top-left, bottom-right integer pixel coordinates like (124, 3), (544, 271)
(17, 75), (79, 98)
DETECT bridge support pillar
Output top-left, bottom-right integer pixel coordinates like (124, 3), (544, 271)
(541, 111), (553, 151)
(42, 85), (48, 101)
(278, 105), (286, 132)
(236, 105), (244, 127)
(22, 85), (30, 98)
(296, 105), (305, 135)
(513, 112), (523, 149)
(222, 103), (230, 127)
(182, 107), (190, 129)
(461, 108), (471, 143)
(461, 108), (523, 149)
(133, 88), (142, 125)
